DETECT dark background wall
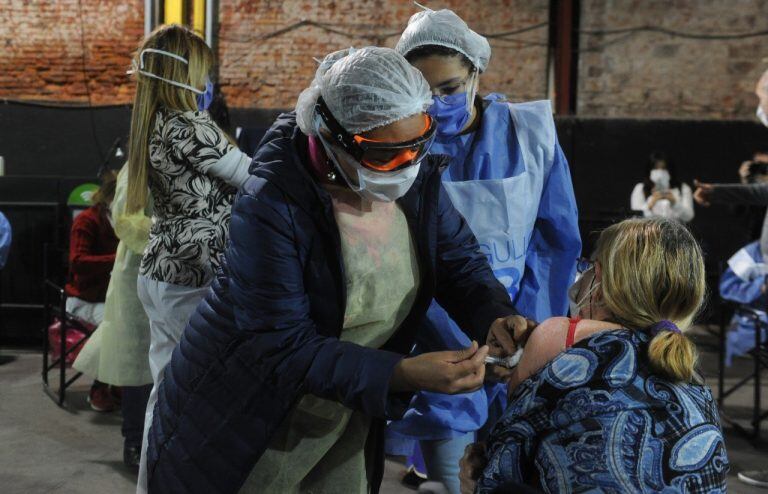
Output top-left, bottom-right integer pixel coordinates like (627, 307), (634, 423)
(2, 100), (766, 343)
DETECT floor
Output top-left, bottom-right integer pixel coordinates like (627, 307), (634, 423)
(0, 325), (766, 493)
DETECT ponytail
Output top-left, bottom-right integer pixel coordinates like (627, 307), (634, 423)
(594, 218), (706, 383)
(647, 330), (698, 382)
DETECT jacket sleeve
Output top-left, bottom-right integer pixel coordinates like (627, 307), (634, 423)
(69, 213), (115, 275)
(515, 141), (581, 321)
(168, 112), (251, 189)
(672, 183), (695, 222)
(630, 183), (652, 216)
(225, 182), (413, 420)
(711, 183), (768, 205)
(433, 179), (517, 343)
(719, 267), (765, 305)
(112, 165), (151, 254)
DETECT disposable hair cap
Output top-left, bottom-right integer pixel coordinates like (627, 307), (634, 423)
(295, 46), (432, 135)
(395, 7), (491, 72)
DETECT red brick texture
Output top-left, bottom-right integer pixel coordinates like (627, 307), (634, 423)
(578, 0), (768, 118)
(1, 0), (144, 105)
(2, 0), (767, 118)
(217, 0), (550, 109)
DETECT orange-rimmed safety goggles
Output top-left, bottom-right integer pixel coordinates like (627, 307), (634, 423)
(316, 97), (436, 172)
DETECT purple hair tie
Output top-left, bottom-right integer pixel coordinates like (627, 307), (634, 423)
(649, 320), (682, 336)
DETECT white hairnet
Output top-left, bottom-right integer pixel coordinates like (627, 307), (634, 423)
(395, 7), (491, 73)
(295, 48), (353, 136)
(295, 46), (432, 135)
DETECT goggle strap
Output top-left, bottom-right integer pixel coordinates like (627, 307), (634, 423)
(315, 97), (362, 159)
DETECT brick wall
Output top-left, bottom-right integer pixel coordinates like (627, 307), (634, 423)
(0, 0), (144, 105)
(217, 0), (550, 109)
(3, 0), (767, 119)
(578, 0), (768, 119)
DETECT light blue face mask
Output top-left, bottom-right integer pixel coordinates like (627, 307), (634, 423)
(197, 79), (214, 111)
(428, 71), (477, 138)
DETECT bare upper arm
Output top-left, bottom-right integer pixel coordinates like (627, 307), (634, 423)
(507, 317), (569, 391)
(507, 317), (619, 393)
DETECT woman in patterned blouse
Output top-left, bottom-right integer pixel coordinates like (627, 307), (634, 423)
(124, 25), (251, 492)
(460, 218), (729, 493)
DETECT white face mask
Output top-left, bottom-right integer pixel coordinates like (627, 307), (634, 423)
(316, 120), (422, 203)
(757, 105), (768, 127)
(650, 169), (670, 190)
(346, 164), (421, 203)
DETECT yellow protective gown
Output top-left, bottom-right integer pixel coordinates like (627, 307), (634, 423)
(73, 165), (153, 386)
(240, 185), (420, 494)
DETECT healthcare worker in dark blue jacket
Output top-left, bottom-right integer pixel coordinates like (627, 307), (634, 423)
(145, 47), (531, 494)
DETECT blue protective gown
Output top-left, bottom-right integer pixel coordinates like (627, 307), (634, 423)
(719, 241), (768, 366)
(388, 95), (581, 442)
(0, 212), (11, 270)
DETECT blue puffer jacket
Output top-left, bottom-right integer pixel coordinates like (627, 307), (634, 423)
(146, 113), (516, 494)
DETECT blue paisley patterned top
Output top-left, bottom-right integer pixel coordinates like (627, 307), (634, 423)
(478, 329), (728, 493)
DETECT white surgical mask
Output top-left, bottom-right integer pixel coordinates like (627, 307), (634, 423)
(650, 169), (670, 190)
(757, 105), (768, 127)
(347, 164), (421, 203)
(317, 119), (422, 202)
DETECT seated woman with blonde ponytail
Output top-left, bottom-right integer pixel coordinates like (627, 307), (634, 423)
(460, 218), (729, 494)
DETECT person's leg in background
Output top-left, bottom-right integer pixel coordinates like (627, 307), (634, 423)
(136, 277), (209, 494)
(122, 383), (153, 467)
(419, 431), (476, 494)
(386, 428), (429, 489)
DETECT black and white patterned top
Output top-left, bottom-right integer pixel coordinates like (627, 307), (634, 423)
(139, 109), (240, 288)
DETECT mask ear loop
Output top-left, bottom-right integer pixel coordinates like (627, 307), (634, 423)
(465, 68), (479, 114)
(575, 267), (599, 319)
(127, 48), (205, 95)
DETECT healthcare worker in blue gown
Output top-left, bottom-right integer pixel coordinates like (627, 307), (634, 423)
(719, 240), (768, 366)
(387, 7), (581, 494)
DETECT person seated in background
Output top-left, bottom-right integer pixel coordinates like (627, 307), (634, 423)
(631, 151), (694, 222)
(719, 240), (768, 366)
(460, 218), (728, 493)
(64, 170), (119, 412)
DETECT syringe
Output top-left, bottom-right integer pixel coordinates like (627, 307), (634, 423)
(484, 348), (523, 369)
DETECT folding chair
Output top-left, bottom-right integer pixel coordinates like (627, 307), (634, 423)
(718, 303), (768, 440)
(41, 243), (94, 407)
